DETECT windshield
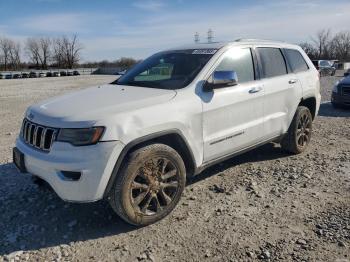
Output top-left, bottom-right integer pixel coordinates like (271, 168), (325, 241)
(113, 49), (216, 89)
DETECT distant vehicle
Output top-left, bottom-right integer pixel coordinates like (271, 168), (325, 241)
(14, 40), (321, 226)
(39, 72), (46, 78)
(5, 74), (12, 79)
(344, 69), (350, 77)
(312, 60), (336, 77)
(13, 73), (22, 79)
(73, 70), (80, 76)
(53, 72), (61, 77)
(60, 71), (67, 76)
(46, 72), (53, 77)
(0, 73), (3, 79)
(332, 76), (350, 108)
(29, 72), (38, 78)
(21, 72), (29, 78)
(67, 71), (74, 76)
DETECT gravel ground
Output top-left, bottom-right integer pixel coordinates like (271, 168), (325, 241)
(0, 73), (349, 262)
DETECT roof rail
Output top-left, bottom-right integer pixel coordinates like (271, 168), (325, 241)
(234, 38), (285, 43)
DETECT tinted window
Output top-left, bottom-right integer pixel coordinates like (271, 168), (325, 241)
(215, 48), (255, 83)
(320, 60), (331, 67)
(284, 49), (309, 73)
(257, 48), (287, 78)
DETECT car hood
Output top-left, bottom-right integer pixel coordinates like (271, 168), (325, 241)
(339, 76), (350, 85)
(27, 84), (177, 127)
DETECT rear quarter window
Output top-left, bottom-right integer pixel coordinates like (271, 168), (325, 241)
(257, 48), (287, 78)
(284, 49), (309, 73)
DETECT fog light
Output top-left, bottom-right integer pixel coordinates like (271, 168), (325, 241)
(60, 171), (81, 181)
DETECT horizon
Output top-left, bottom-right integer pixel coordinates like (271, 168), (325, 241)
(0, 0), (349, 62)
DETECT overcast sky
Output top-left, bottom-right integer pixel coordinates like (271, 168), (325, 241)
(0, 0), (349, 62)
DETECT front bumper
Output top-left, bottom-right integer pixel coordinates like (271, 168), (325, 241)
(331, 92), (350, 107)
(15, 138), (124, 202)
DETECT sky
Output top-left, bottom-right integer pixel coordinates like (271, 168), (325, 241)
(0, 0), (349, 62)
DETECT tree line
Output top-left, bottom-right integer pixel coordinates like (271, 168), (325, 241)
(0, 35), (82, 71)
(80, 57), (141, 71)
(300, 29), (350, 61)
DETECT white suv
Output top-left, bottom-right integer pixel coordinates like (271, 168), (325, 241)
(13, 40), (321, 226)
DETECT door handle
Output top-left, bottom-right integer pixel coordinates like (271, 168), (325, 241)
(249, 86), (262, 94)
(289, 79), (298, 84)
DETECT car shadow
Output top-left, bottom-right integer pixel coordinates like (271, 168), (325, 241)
(0, 163), (136, 256)
(189, 142), (289, 185)
(318, 102), (350, 118)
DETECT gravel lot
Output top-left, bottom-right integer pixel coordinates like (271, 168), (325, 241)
(0, 74), (349, 262)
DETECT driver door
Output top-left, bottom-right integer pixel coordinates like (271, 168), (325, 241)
(202, 47), (265, 162)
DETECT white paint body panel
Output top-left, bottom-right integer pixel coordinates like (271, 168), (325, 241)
(16, 40), (321, 202)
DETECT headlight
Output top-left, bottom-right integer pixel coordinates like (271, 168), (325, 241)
(332, 83), (339, 93)
(57, 127), (105, 146)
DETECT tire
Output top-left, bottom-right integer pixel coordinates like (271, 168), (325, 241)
(31, 175), (46, 186)
(109, 144), (186, 226)
(281, 106), (313, 154)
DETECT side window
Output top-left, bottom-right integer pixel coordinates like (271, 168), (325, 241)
(284, 49), (309, 73)
(257, 48), (287, 78)
(216, 48), (255, 83)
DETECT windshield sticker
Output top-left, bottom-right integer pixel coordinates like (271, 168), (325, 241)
(192, 49), (217, 55)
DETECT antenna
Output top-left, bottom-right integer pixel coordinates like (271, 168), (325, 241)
(194, 32), (200, 44)
(207, 29), (213, 43)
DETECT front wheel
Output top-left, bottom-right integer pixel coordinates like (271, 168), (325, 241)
(109, 144), (186, 226)
(281, 106), (313, 154)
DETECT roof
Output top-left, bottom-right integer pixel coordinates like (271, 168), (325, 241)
(167, 39), (298, 51)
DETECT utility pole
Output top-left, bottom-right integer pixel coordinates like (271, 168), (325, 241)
(194, 32), (200, 44)
(207, 29), (213, 43)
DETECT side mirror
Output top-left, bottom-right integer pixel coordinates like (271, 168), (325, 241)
(205, 70), (238, 90)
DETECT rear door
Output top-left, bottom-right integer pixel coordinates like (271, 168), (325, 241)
(283, 48), (316, 101)
(256, 47), (302, 138)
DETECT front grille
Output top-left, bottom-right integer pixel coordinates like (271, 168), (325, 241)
(341, 85), (350, 96)
(21, 119), (58, 152)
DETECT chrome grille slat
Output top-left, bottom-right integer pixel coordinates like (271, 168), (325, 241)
(33, 126), (38, 146)
(25, 122), (30, 141)
(341, 85), (350, 96)
(40, 128), (47, 149)
(21, 119), (57, 152)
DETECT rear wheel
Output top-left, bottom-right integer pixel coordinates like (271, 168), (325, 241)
(109, 144), (186, 226)
(281, 106), (313, 154)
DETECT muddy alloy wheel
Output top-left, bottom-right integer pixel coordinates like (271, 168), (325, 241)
(130, 157), (180, 216)
(109, 144), (186, 226)
(281, 106), (313, 154)
(296, 111), (311, 149)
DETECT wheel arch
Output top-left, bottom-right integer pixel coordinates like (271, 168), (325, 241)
(299, 96), (316, 119)
(103, 129), (196, 198)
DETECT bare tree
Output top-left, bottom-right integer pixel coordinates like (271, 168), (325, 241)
(62, 35), (83, 68)
(52, 37), (64, 68)
(330, 31), (350, 61)
(25, 37), (51, 69)
(25, 38), (41, 69)
(38, 37), (51, 69)
(0, 37), (12, 70)
(299, 42), (318, 59)
(51, 35), (82, 68)
(115, 57), (138, 70)
(8, 40), (21, 70)
(312, 29), (332, 59)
